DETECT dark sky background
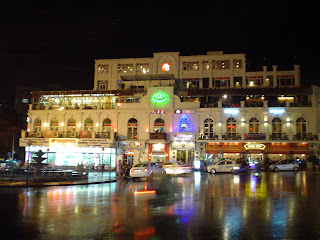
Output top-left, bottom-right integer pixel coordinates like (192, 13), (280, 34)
(0, 1), (318, 100)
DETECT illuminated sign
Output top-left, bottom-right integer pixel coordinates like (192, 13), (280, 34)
(151, 92), (169, 103)
(269, 109), (285, 114)
(152, 109), (167, 114)
(244, 143), (266, 150)
(152, 143), (165, 151)
(161, 63), (171, 72)
(171, 133), (194, 141)
(174, 109), (182, 114)
(50, 138), (78, 147)
(223, 109), (239, 114)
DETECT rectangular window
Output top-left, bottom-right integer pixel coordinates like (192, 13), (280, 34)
(183, 79), (199, 89)
(246, 78), (263, 87)
(183, 62), (199, 71)
(213, 79), (230, 88)
(234, 77), (242, 88)
(266, 76), (273, 87)
(277, 76), (295, 87)
(22, 98), (29, 103)
(137, 63), (150, 74)
(97, 80), (108, 90)
(98, 64), (109, 73)
(203, 61), (210, 70)
(233, 60), (242, 69)
(118, 64), (133, 73)
(212, 60), (230, 69)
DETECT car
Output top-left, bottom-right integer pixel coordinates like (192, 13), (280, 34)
(161, 161), (193, 175)
(129, 162), (165, 180)
(207, 160), (240, 173)
(269, 159), (299, 172)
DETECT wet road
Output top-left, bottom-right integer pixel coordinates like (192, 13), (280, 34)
(1, 171), (320, 239)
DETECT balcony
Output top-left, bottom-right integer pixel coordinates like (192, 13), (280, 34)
(199, 134), (219, 140)
(244, 133), (266, 140)
(270, 133), (288, 140)
(95, 132), (112, 139)
(149, 133), (166, 139)
(293, 133), (318, 140)
(222, 133), (241, 140)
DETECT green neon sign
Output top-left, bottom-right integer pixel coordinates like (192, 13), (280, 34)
(151, 92), (169, 103)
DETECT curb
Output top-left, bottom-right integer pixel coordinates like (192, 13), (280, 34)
(0, 179), (118, 188)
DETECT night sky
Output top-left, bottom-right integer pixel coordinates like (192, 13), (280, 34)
(0, 1), (318, 99)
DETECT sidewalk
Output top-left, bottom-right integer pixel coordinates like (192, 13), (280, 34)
(0, 171), (118, 188)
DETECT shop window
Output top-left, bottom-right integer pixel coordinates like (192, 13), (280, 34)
(272, 117), (282, 133)
(226, 118), (237, 133)
(84, 118), (93, 131)
(249, 117), (259, 133)
(50, 118), (59, 131)
(128, 118), (138, 139)
(296, 117), (307, 133)
(154, 118), (165, 133)
(67, 118), (76, 133)
(204, 118), (215, 138)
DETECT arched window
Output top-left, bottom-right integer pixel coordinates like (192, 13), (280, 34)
(67, 118), (76, 133)
(249, 118), (259, 133)
(128, 118), (138, 139)
(204, 118), (214, 138)
(296, 117), (307, 133)
(154, 118), (165, 133)
(102, 118), (112, 133)
(226, 118), (237, 133)
(50, 118), (59, 131)
(272, 117), (282, 133)
(84, 118), (93, 131)
(34, 118), (41, 133)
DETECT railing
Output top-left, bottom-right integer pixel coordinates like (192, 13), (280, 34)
(199, 134), (219, 140)
(127, 133), (138, 140)
(222, 133), (241, 140)
(149, 133), (166, 139)
(26, 131), (42, 138)
(293, 133), (318, 140)
(244, 133), (266, 140)
(270, 133), (288, 140)
(95, 132), (111, 139)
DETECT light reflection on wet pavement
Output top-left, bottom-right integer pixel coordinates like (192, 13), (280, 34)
(1, 171), (320, 239)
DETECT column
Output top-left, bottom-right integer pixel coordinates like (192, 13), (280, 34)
(272, 65), (278, 87)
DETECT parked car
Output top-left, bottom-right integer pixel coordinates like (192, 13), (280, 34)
(162, 162), (193, 175)
(269, 160), (299, 172)
(207, 160), (240, 173)
(129, 162), (165, 180)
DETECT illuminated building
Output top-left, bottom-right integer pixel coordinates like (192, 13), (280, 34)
(19, 52), (320, 166)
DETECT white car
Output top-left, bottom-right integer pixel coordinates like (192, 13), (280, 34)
(129, 162), (165, 180)
(207, 160), (240, 173)
(269, 160), (299, 172)
(162, 162), (193, 175)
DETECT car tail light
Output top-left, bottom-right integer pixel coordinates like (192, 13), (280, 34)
(144, 168), (148, 172)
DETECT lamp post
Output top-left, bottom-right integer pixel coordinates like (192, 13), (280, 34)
(26, 140), (32, 186)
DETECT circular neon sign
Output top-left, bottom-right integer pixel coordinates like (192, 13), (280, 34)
(151, 92), (169, 103)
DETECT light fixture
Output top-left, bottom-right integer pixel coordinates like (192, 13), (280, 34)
(218, 122), (222, 126)
(224, 109), (239, 114)
(269, 109), (285, 114)
(264, 121), (268, 126)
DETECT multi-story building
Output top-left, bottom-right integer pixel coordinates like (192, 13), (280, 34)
(19, 52), (320, 168)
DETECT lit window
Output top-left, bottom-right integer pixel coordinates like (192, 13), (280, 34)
(98, 64), (108, 73)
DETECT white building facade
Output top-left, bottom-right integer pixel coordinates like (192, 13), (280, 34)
(19, 52), (319, 167)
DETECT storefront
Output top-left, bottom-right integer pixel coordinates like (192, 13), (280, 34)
(148, 143), (169, 162)
(117, 140), (146, 166)
(170, 133), (195, 164)
(205, 142), (311, 163)
(20, 138), (116, 168)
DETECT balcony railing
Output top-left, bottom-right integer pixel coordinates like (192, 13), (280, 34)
(270, 133), (288, 140)
(222, 133), (241, 140)
(244, 133), (266, 140)
(149, 133), (166, 139)
(293, 133), (318, 140)
(199, 134), (219, 140)
(95, 132), (111, 139)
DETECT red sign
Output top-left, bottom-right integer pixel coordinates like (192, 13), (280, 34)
(152, 109), (167, 114)
(174, 109), (182, 114)
(161, 63), (171, 72)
